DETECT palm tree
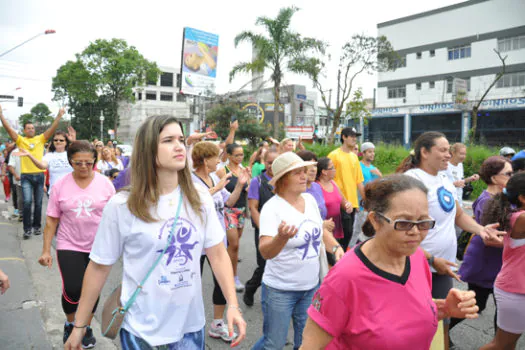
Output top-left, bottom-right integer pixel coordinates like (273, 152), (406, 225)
(229, 6), (325, 138)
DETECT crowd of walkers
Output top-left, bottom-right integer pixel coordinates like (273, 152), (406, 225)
(1, 103), (525, 350)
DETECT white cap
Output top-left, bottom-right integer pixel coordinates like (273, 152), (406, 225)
(361, 142), (375, 153)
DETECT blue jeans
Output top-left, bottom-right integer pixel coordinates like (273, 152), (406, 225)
(120, 327), (205, 350)
(253, 283), (318, 350)
(21, 173), (44, 232)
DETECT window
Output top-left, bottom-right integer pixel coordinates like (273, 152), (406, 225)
(497, 71), (525, 88)
(176, 93), (187, 102)
(447, 78), (453, 93)
(160, 92), (173, 101)
(466, 77), (471, 92)
(393, 55), (406, 68)
(416, 52), (422, 59)
(387, 86), (406, 99)
(146, 91), (157, 100)
(429, 49), (435, 57)
(160, 72), (174, 87)
(448, 45), (471, 60)
(498, 35), (525, 52)
(176, 74), (182, 89)
(429, 81), (435, 89)
(146, 77), (157, 86)
(137, 92), (142, 101)
(416, 82), (422, 90)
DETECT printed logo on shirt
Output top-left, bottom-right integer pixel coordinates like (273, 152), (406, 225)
(296, 219), (322, 260)
(158, 275), (171, 286)
(71, 197), (95, 218)
(28, 143), (35, 150)
(49, 158), (71, 169)
(437, 186), (455, 213)
(157, 217), (200, 267)
(312, 291), (323, 311)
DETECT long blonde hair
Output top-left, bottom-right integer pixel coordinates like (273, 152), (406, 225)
(127, 115), (202, 223)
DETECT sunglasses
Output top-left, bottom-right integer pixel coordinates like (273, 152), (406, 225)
(71, 161), (95, 167)
(375, 212), (436, 231)
(53, 139), (66, 142)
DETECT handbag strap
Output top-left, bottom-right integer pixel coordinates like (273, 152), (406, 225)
(121, 191), (183, 312)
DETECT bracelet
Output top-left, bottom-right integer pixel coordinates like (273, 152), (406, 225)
(228, 305), (242, 313)
(74, 324), (88, 329)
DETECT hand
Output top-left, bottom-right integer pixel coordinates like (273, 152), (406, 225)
(0, 269), (10, 294)
(64, 327), (85, 349)
(323, 218), (335, 232)
(277, 221), (298, 239)
(298, 136), (303, 143)
(38, 252), (53, 268)
(58, 107), (66, 117)
(43, 185), (48, 193)
(344, 202), (353, 214)
(334, 246), (344, 262)
(436, 288), (479, 320)
(230, 120), (239, 131)
(216, 173), (232, 191)
(237, 168), (250, 186)
(15, 148), (30, 157)
(15, 174), (20, 181)
(468, 174), (480, 182)
(67, 126), (77, 142)
(453, 180), (466, 188)
(226, 305), (246, 348)
(479, 223), (506, 244)
(432, 257), (461, 281)
(370, 168), (383, 177)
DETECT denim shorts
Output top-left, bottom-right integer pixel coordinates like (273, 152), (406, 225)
(120, 327), (205, 350)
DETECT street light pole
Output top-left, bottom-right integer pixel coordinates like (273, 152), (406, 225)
(100, 111), (105, 142)
(0, 30), (56, 58)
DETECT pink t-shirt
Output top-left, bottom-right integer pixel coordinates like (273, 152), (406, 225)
(495, 210), (525, 294)
(307, 244), (438, 349)
(47, 172), (116, 252)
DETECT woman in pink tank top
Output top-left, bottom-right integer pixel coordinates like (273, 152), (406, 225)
(481, 173), (525, 350)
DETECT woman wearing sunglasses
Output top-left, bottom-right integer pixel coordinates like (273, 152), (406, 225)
(301, 175), (480, 349)
(38, 141), (115, 348)
(17, 127), (76, 194)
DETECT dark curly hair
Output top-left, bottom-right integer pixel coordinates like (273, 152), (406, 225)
(49, 131), (71, 152)
(482, 172), (525, 231)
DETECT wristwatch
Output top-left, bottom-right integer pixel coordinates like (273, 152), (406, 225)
(332, 245), (341, 254)
(427, 254), (435, 266)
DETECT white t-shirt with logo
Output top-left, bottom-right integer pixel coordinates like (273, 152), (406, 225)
(405, 168), (458, 272)
(260, 193), (322, 291)
(43, 151), (73, 193)
(89, 186), (225, 346)
(444, 162), (464, 206)
(7, 148), (22, 185)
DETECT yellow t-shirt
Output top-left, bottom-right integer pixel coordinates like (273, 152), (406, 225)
(16, 134), (47, 174)
(327, 147), (364, 208)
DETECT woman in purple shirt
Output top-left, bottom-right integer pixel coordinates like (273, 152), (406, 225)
(451, 156), (512, 332)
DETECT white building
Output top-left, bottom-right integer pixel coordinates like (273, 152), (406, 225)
(373, 0), (525, 146)
(118, 66), (193, 144)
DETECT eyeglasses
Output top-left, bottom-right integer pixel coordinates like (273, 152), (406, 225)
(497, 171), (513, 177)
(326, 167), (335, 170)
(375, 212), (436, 231)
(53, 139), (66, 142)
(71, 161), (95, 167)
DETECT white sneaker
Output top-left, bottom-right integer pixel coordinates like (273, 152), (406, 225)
(208, 322), (237, 342)
(234, 276), (245, 293)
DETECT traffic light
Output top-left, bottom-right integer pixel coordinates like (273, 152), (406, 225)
(299, 102), (304, 112)
(17, 97), (23, 107)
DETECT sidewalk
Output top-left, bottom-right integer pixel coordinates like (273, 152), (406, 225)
(0, 198), (52, 349)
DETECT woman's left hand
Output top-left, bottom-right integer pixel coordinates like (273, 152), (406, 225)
(344, 202), (353, 214)
(479, 223), (506, 244)
(226, 305), (246, 348)
(436, 288), (479, 320)
(334, 247), (344, 262)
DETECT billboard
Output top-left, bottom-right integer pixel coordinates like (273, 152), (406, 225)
(180, 27), (219, 96)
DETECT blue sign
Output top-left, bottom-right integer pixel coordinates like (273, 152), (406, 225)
(296, 94), (307, 100)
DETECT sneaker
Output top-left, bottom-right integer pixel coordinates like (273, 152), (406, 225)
(63, 323), (74, 344)
(243, 290), (254, 307)
(82, 326), (96, 349)
(234, 277), (244, 293)
(208, 321), (237, 342)
(13, 209), (19, 216)
(33, 228), (42, 235)
(23, 230), (32, 240)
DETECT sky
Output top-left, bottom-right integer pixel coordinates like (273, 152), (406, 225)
(0, 0), (463, 124)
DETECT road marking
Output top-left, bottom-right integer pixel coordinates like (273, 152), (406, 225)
(0, 222), (15, 226)
(0, 257), (25, 262)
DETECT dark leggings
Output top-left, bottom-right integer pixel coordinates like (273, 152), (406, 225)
(56, 250), (99, 315)
(200, 255), (226, 306)
(450, 283), (497, 331)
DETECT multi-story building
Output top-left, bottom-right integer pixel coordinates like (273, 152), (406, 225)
(372, 0), (525, 147)
(118, 66), (193, 144)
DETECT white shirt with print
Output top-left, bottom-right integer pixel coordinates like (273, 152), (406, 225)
(444, 162), (464, 206)
(89, 186), (225, 346)
(7, 149), (22, 185)
(405, 168), (458, 272)
(43, 151), (73, 193)
(260, 193), (322, 291)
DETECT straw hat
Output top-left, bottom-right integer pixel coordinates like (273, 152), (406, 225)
(268, 152), (317, 187)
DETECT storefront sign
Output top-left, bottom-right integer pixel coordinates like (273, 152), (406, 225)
(285, 126), (314, 139)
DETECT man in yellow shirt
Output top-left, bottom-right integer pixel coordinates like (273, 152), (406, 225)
(328, 127), (365, 251)
(0, 105), (65, 239)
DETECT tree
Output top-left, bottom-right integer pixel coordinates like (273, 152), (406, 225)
(205, 104), (269, 146)
(18, 103), (55, 134)
(304, 35), (398, 144)
(52, 38), (160, 138)
(469, 49), (507, 144)
(346, 88), (371, 126)
(230, 6), (325, 138)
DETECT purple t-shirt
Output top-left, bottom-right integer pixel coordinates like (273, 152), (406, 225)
(306, 182), (327, 220)
(458, 190), (503, 288)
(112, 167), (130, 190)
(248, 172), (272, 200)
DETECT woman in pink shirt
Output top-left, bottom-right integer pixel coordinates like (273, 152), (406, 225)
(38, 141), (115, 348)
(301, 175), (480, 349)
(481, 172), (525, 350)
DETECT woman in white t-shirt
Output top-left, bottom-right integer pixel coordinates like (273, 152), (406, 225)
(96, 146), (123, 174)
(18, 129), (75, 194)
(253, 152), (342, 350)
(397, 131), (504, 344)
(444, 143), (480, 207)
(65, 115), (246, 350)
